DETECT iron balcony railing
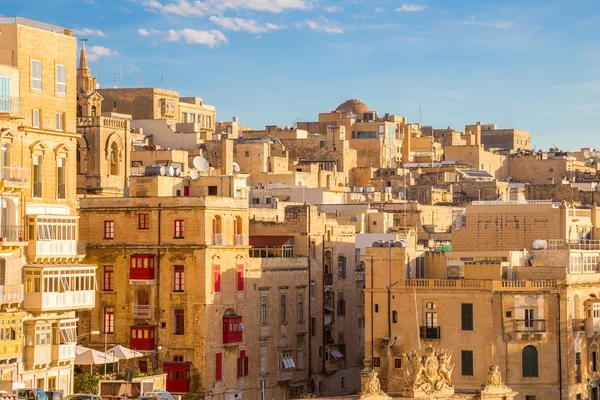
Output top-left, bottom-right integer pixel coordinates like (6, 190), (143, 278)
(0, 96), (23, 115)
(57, 183), (66, 199)
(0, 225), (24, 242)
(1, 166), (29, 184)
(420, 326), (441, 340)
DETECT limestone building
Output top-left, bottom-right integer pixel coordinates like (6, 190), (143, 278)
(0, 17), (97, 393)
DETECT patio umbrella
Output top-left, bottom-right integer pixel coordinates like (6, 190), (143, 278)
(108, 345), (144, 375)
(75, 346), (114, 373)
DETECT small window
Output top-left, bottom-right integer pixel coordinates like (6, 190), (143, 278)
(373, 357), (380, 367)
(174, 219), (184, 238)
(32, 109), (40, 128)
(461, 350), (473, 376)
(549, 169), (554, 173)
(394, 358), (401, 368)
(461, 303), (473, 331)
(56, 64), (66, 94)
(138, 214), (149, 230)
(245, 151), (249, 157)
(31, 60), (42, 90)
(56, 112), (65, 131)
(375, 304), (379, 313)
(104, 221), (114, 240)
(522, 346), (539, 377)
(506, 311), (512, 318)
(392, 310), (398, 323)
(426, 302), (435, 309)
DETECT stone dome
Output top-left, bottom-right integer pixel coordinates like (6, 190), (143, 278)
(335, 99), (370, 114)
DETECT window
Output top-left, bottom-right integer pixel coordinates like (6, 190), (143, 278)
(392, 310), (398, 323)
(32, 109), (40, 128)
(31, 60), (42, 90)
(337, 292), (346, 316)
(260, 295), (267, 324)
(593, 350), (598, 372)
(138, 214), (149, 230)
(57, 157), (66, 199)
(104, 308), (114, 334)
(174, 220), (184, 238)
(373, 357), (381, 367)
(237, 263), (244, 291)
(525, 397), (536, 400)
(245, 151), (249, 157)
(338, 256), (346, 279)
(47, 377), (56, 391)
(425, 311), (437, 327)
(297, 294), (304, 321)
(103, 266), (114, 291)
(213, 264), (220, 292)
(311, 317), (316, 336)
(173, 354), (184, 362)
(461, 350), (473, 376)
(130, 255), (155, 280)
(394, 358), (402, 368)
(341, 377), (345, 389)
(56, 64), (66, 94)
(174, 309), (184, 335)
(524, 308), (535, 328)
(237, 350), (249, 377)
(280, 294), (287, 324)
(104, 220), (114, 240)
(461, 303), (473, 331)
(55, 112), (64, 131)
(138, 360), (148, 373)
(375, 304), (379, 313)
(173, 265), (184, 292)
(215, 352), (222, 381)
(310, 280), (316, 298)
(260, 346), (266, 374)
(522, 346), (539, 377)
(32, 155), (42, 198)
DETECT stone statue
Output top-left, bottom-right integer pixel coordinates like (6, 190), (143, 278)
(481, 365), (509, 393)
(359, 370), (390, 400)
(402, 346), (454, 397)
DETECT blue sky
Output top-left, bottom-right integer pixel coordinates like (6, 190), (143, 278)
(3, 0), (600, 150)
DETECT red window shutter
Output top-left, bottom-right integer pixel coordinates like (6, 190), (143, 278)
(244, 355), (249, 376)
(215, 353), (222, 381)
(184, 186), (190, 197)
(213, 265), (220, 292)
(237, 264), (244, 291)
(237, 356), (241, 378)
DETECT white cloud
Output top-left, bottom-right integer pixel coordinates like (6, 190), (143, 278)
(138, 27), (228, 47)
(209, 16), (284, 33)
(324, 5), (343, 12)
(87, 46), (119, 61)
(458, 15), (514, 29)
(138, 0), (311, 16)
(73, 28), (105, 37)
(374, 7), (386, 12)
(395, 4), (426, 12)
(297, 18), (343, 34)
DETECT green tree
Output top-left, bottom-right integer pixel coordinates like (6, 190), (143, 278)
(74, 373), (99, 394)
(185, 367), (203, 400)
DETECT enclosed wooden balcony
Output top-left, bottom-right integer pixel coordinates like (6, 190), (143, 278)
(27, 216), (82, 263)
(23, 265), (97, 312)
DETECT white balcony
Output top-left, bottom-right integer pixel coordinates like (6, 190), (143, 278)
(212, 234), (224, 246)
(0, 284), (23, 304)
(27, 215), (80, 263)
(234, 234), (247, 246)
(52, 343), (76, 361)
(23, 264), (97, 312)
(1, 166), (28, 185)
(132, 304), (152, 319)
(25, 345), (51, 368)
(30, 240), (77, 259)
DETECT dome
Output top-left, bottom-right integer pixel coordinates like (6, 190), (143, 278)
(335, 99), (370, 114)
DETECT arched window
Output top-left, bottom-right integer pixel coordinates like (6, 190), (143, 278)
(212, 215), (223, 245)
(77, 105), (82, 117)
(136, 289), (149, 305)
(522, 345), (539, 377)
(91, 105), (97, 116)
(234, 216), (243, 245)
(110, 142), (119, 175)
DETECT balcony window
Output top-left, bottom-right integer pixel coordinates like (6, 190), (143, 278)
(57, 157), (66, 199)
(138, 213), (149, 230)
(173, 265), (184, 292)
(104, 308), (114, 334)
(237, 350), (249, 377)
(56, 65), (66, 95)
(260, 295), (267, 324)
(130, 255), (155, 280)
(522, 345), (539, 377)
(223, 314), (244, 344)
(103, 220), (114, 240)
(215, 352), (222, 381)
(31, 60), (42, 91)
(35, 324), (51, 345)
(278, 351), (295, 369)
(32, 155), (42, 198)
(130, 326), (155, 351)
(103, 266), (114, 291)
(174, 220), (184, 239)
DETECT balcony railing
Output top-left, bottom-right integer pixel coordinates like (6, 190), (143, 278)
(249, 245), (294, 258)
(29, 239), (77, 259)
(32, 182), (42, 198)
(132, 304), (152, 319)
(24, 289), (96, 312)
(324, 273), (333, 286)
(51, 343), (76, 361)
(1, 166), (29, 185)
(0, 284), (23, 303)
(573, 319), (586, 332)
(77, 241), (87, 255)
(212, 234), (224, 246)
(57, 183), (66, 199)
(25, 344), (51, 368)
(234, 234), (247, 246)
(515, 319), (546, 333)
(278, 370), (293, 382)
(0, 225), (25, 242)
(0, 97), (23, 117)
(420, 326), (441, 340)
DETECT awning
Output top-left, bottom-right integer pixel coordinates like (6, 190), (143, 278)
(330, 349), (344, 359)
(282, 357), (296, 369)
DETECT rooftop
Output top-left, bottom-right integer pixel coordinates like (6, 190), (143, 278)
(0, 16), (71, 35)
(335, 99), (370, 114)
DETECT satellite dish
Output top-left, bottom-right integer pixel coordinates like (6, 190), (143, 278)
(232, 162), (240, 173)
(193, 156), (210, 172)
(360, 194), (367, 202)
(189, 169), (200, 181)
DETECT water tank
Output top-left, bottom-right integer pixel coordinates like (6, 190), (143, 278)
(531, 239), (548, 250)
(167, 166), (175, 177)
(145, 166), (165, 176)
(173, 167), (182, 177)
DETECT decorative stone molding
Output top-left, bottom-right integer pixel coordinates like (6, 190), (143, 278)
(402, 346), (454, 398)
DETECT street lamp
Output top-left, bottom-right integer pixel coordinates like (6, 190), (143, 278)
(77, 330), (100, 343)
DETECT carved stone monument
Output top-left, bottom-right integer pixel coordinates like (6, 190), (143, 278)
(359, 369), (391, 400)
(479, 365), (518, 399)
(402, 346), (454, 398)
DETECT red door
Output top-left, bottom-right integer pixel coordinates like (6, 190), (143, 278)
(163, 362), (190, 393)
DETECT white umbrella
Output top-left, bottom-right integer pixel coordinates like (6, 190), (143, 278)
(108, 345), (144, 360)
(75, 346), (111, 365)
